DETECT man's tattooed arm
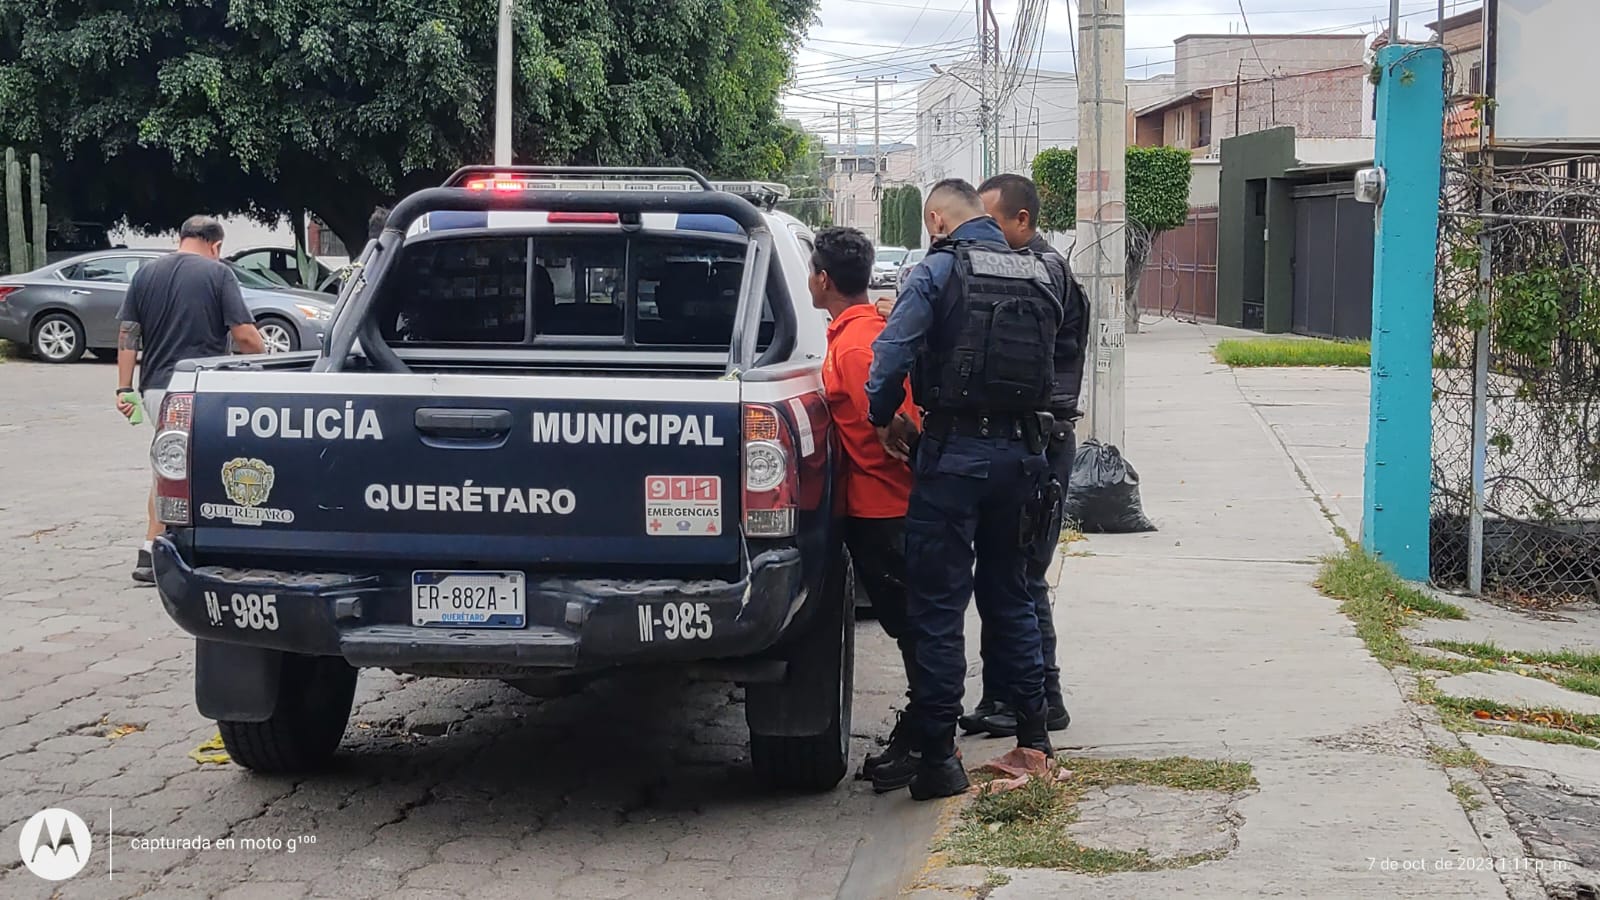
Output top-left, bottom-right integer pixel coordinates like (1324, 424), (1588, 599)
(118, 321), (142, 351)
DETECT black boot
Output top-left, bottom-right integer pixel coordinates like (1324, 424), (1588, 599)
(862, 713), (914, 780)
(909, 753), (970, 800)
(958, 698), (999, 734)
(874, 725), (964, 794)
(1015, 709), (1054, 756)
(963, 700), (1020, 738)
(870, 745), (924, 793)
(1045, 690), (1071, 732)
(132, 549), (154, 585)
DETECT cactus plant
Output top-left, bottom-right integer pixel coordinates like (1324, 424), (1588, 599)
(30, 154), (45, 270)
(4, 148), (25, 274)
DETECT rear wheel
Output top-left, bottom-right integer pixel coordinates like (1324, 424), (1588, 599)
(749, 551), (854, 792)
(217, 653), (356, 773)
(31, 313), (85, 363)
(255, 316), (299, 354)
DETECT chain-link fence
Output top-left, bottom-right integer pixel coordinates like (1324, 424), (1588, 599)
(1432, 152), (1600, 603)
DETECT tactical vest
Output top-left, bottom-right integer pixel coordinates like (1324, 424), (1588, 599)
(912, 240), (1062, 414)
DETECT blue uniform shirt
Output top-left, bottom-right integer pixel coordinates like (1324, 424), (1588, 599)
(865, 216), (1010, 426)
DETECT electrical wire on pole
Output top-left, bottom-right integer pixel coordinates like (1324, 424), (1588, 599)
(977, 0), (1001, 178)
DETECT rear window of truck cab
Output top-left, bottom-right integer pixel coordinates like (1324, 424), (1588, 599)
(373, 232), (775, 349)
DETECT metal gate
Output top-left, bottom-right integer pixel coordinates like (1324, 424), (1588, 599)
(1291, 185), (1374, 340)
(1136, 207), (1217, 321)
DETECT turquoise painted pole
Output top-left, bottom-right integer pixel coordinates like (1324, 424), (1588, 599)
(1363, 44), (1446, 580)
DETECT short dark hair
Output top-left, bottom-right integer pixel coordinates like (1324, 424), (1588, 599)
(978, 173), (1040, 225)
(811, 227), (874, 296)
(179, 215), (225, 244)
(928, 178), (983, 209)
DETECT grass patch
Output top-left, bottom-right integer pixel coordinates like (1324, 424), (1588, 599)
(940, 756), (1256, 874)
(1214, 337), (1370, 367)
(984, 870), (1012, 889)
(1425, 640), (1600, 676)
(1451, 781), (1484, 812)
(1428, 744), (1486, 769)
(1432, 694), (1600, 741)
(1067, 757), (1257, 793)
(1556, 672), (1600, 698)
(0, 339), (15, 360)
(1425, 640), (1600, 698)
(1314, 546), (1469, 670)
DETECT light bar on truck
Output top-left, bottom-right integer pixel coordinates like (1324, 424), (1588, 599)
(458, 174), (789, 202)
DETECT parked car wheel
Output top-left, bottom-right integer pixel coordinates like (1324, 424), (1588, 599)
(216, 651), (357, 774)
(255, 316), (300, 354)
(747, 550), (854, 792)
(31, 312), (86, 363)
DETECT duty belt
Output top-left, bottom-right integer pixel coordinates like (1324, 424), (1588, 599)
(924, 411), (1042, 442)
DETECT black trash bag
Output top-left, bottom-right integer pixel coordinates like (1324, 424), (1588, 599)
(1062, 439), (1156, 533)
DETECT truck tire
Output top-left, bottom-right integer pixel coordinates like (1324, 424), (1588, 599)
(749, 551), (854, 792)
(217, 653), (357, 773)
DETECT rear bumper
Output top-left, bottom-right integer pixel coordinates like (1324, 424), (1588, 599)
(0, 305), (27, 343)
(152, 537), (803, 672)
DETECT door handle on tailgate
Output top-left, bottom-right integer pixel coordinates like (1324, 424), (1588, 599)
(415, 408), (514, 443)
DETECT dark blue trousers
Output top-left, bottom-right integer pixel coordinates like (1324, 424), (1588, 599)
(902, 432), (1048, 751)
(981, 428), (1074, 704)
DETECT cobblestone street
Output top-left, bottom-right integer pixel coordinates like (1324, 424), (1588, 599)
(0, 360), (917, 900)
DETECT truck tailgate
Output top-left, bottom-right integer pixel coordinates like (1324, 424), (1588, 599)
(188, 371), (743, 569)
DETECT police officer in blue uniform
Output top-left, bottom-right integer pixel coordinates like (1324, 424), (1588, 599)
(958, 173), (1091, 738)
(864, 179), (1063, 799)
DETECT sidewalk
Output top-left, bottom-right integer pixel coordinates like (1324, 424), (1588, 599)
(923, 320), (1505, 898)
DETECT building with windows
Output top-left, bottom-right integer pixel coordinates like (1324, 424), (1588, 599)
(819, 142), (917, 244)
(914, 63), (1079, 196)
(1130, 33), (1373, 161)
(1430, 6), (1486, 150)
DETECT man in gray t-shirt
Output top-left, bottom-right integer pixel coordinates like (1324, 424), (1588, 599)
(116, 215), (264, 583)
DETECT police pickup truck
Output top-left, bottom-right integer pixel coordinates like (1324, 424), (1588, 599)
(149, 167), (853, 790)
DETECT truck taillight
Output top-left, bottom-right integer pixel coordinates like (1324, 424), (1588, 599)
(152, 393), (193, 525)
(743, 404), (797, 538)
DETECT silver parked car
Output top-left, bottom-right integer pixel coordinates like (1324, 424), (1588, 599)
(896, 248), (927, 292)
(0, 250), (333, 363)
(870, 246), (908, 288)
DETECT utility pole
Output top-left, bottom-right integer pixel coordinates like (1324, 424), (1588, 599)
(820, 105), (849, 227)
(494, 0), (513, 166)
(857, 75), (898, 244)
(1074, 0), (1128, 447)
(977, 0), (1001, 179)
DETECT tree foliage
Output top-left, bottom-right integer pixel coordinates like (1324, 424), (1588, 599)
(1031, 145), (1192, 233)
(1032, 145), (1192, 331)
(876, 184), (921, 248)
(1126, 146), (1192, 234)
(1032, 147), (1078, 233)
(896, 184), (922, 248)
(0, 0), (818, 250)
(774, 128), (831, 228)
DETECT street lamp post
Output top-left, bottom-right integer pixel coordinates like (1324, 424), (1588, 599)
(930, 64), (993, 181)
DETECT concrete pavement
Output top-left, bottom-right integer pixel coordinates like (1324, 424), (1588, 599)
(935, 321), (1509, 898)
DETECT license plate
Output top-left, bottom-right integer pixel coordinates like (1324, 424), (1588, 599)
(411, 570), (526, 628)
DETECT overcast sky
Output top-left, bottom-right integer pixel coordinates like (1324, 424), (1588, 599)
(783, 0), (1478, 144)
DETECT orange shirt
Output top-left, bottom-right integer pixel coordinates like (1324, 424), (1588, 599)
(822, 304), (919, 519)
